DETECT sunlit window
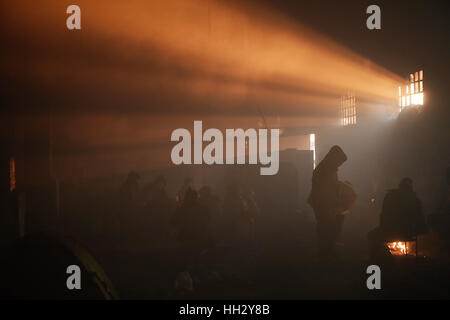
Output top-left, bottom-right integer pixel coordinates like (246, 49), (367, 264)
(340, 93), (357, 126)
(399, 70), (424, 111)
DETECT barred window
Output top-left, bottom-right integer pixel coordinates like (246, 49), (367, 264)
(341, 93), (357, 126)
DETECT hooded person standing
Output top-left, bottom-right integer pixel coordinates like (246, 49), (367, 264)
(308, 145), (355, 261)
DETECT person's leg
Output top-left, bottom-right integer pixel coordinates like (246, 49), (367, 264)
(334, 214), (345, 243)
(317, 218), (336, 260)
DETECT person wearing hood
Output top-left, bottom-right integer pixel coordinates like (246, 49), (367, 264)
(308, 145), (354, 261)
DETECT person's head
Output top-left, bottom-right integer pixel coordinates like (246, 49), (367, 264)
(184, 187), (198, 203)
(323, 145), (347, 168)
(399, 177), (413, 192)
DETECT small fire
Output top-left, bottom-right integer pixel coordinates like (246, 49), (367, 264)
(387, 241), (407, 255)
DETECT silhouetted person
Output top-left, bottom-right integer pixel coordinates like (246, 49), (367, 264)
(222, 184), (250, 245)
(118, 171), (141, 245)
(241, 184), (259, 244)
(177, 177), (193, 204)
(307, 145), (349, 261)
(144, 175), (172, 212)
(171, 188), (212, 265)
(368, 177), (427, 258)
(199, 186), (221, 236)
(119, 171), (140, 206)
(143, 175), (174, 246)
(199, 186), (220, 216)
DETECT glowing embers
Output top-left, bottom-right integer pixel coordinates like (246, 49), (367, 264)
(340, 93), (357, 126)
(386, 241), (416, 256)
(398, 70), (424, 111)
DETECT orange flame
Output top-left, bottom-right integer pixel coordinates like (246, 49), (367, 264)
(387, 241), (407, 255)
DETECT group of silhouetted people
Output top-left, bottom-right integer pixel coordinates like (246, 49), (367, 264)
(117, 172), (260, 257)
(114, 141), (450, 268)
(115, 145), (450, 264)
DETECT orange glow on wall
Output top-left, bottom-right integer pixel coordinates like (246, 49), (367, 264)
(9, 157), (16, 192)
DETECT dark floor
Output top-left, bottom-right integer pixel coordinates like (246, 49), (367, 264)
(93, 214), (450, 300)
